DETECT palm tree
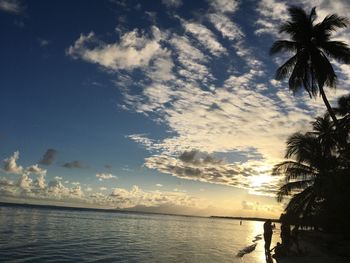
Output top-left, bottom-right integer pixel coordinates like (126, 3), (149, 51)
(270, 6), (350, 127)
(334, 94), (350, 130)
(333, 95), (350, 164)
(273, 115), (338, 222)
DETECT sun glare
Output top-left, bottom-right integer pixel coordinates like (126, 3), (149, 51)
(250, 174), (273, 188)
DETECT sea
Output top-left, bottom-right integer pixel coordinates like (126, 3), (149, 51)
(0, 205), (280, 262)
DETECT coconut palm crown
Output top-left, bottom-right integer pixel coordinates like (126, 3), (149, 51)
(272, 115), (339, 224)
(270, 6), (350, 125)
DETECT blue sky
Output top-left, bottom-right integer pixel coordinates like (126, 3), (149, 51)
(1, 0), (350, 217)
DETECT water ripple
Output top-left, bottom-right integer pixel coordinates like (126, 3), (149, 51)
(0, 206), (271, 263)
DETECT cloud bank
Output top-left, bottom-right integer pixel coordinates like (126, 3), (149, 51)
(66, 1), (350, 196)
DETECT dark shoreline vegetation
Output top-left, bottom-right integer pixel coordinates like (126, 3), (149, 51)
(270, 5), (350, 240)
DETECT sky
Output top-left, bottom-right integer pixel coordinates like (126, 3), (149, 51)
(1, 0), (350, 218)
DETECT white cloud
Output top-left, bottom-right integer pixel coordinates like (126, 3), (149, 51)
(209, 0), (238, 13)
(0, 0), (23, 14)
(39, 39), (49, 47)
(182, 21), (227, 56)
(3, 153), (46, 182)
(107, 185), (200, 209)
(170, 34), (213, 83)
(70, 185), (84, 198)
(208, 13), (243, 41)
(0, 151), (281, 216)
(145, 152), (281, 196)
(3, 151), (23, 174)
(33, 174), (46, 190)
(1, 172), (205, 212)
(17, 174), (32, 190)
(254, 0), (289, 36)
(161, 0), (182, 8)
(67, 27), (170, 71)
(25, 164), (47, 177)
(255, 0), (350, 38)
(66, 3), (346, 197)
(0, 177), (14, 186)
(96, 173), (117, 181)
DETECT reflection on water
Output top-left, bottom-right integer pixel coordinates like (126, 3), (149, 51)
(0, 206), (278, 262)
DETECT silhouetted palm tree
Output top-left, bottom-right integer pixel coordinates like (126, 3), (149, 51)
(270, 6), (350, 126)
(273, 115), (338, 220)
(274, 106), (350, 232)
(333, 95), (350, 164)
(334, 94), (350, 131)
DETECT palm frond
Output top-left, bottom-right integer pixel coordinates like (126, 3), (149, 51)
(315, 14), (349, 33)
(312, 115), (332, 132)
(272, 161), (316, 181)
(270, 40), (299, 55)
(277, 181), (314, 202)
(309, 7), (317, 23)
(279, 6), (313, 41)
(335, 95), (350, 116)
(287, 6), (309, 24)
(284, 186), (315, 216)
(285, 132), (321, 164)
(321, 41), (350, 64)
(288, 54), (309, 94)
(275, 54), (298, 80)
(311, 50), (337, 88)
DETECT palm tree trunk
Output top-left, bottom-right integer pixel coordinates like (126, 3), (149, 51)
(319, 85), (339, 128)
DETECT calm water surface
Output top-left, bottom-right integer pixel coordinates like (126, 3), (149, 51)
(0, 206), (280, 262)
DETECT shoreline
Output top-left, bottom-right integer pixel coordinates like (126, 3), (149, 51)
(266, 230), (350, 263)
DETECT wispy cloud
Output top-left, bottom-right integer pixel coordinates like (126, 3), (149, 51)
(67, 27), (169, 71)
(161, 0), (182, 8)
(208, 0), (238, 14)
(181, 20), (227, 56)
(0, 0), (23, 14)
(38, 38), (50, 47)
(96, 173), (117, 181)
(145, 152), (281, 196)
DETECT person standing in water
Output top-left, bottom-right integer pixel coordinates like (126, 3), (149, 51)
(263, 220), (273, 254)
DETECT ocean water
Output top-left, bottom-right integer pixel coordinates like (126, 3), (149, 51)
(0, 205), (280, 262)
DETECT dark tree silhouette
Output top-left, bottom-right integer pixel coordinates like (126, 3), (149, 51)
(270, 6), (350, 127)
(274, 110), (350, 233)
(273, 116), (336, 204)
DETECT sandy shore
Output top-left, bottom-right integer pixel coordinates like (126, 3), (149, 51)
(269, 231), (350, 263)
